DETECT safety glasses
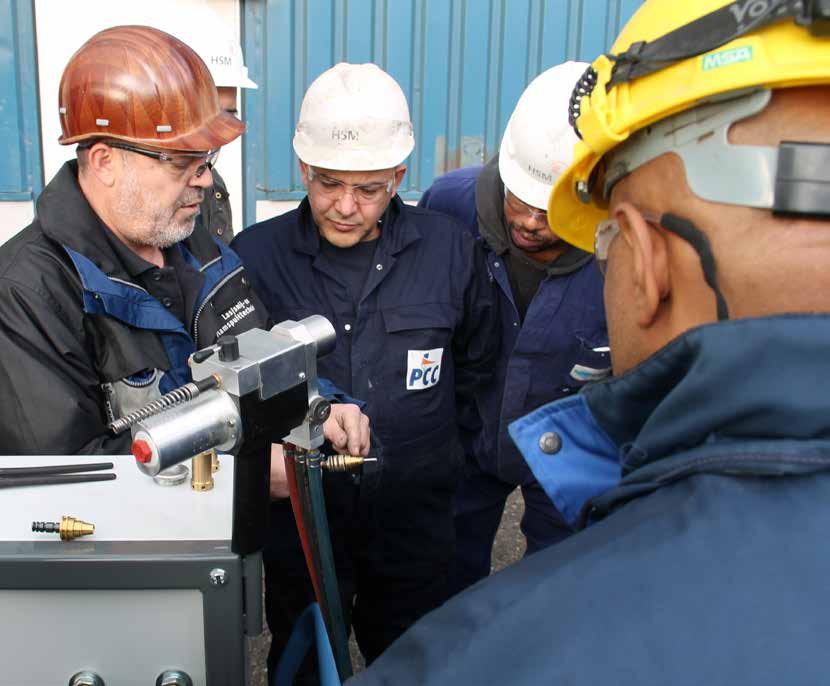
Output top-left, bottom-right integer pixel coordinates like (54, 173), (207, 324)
(307, 167), (394, 204)
(503, 185), (548, 223)
(105, 141), (219, 179)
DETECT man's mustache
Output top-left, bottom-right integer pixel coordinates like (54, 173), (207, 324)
(177, 190), (205, 208)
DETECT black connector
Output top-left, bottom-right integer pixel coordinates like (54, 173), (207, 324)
(798, 0), (830, 35)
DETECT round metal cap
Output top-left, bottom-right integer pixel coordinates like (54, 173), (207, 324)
(156, 670), (193, 686)
(69, 672), (105, 686)
(153, 463), (190, 486)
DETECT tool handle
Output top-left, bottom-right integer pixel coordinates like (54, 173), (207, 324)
(0, 462), (114, 478)
(0, 473), (116, 488)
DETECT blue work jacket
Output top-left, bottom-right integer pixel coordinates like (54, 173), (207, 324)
(0, 162), (267, 454)
(232, 196), (498, 481)
(353, 315), (830, 685)
(419, 160), (608, 484)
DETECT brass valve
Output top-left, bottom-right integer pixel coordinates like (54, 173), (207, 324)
(32, 516), (94, 541)
(191, 449), (215, 491)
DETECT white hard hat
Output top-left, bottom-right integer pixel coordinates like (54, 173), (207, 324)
(499, 61), (588, 209)
(190, 36), (258, 89)
(146, 7), (257, 89)
(293, 62), (414, 171)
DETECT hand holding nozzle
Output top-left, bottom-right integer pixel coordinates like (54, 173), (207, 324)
(324, 404), (371, 458)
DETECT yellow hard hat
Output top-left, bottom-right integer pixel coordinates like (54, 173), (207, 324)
(549, 0), (830, 253)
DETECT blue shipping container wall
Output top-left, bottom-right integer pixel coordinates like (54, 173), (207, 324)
(242, 0), (642, 226)
(0, 0), (43, 201)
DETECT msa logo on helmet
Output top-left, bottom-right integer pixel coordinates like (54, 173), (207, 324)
(702, 46), (753, 72)
(406, 348), (444, 391)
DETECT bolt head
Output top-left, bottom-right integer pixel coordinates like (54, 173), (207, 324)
(209, 567), (227, 587)
(156, 670), (193, 686)
(69, 672), (105, 686)
(576, 180), (592, 204)
(538, 432), (562, 455)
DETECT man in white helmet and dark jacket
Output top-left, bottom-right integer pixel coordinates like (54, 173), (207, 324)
(232, 62), (499, 680)
(419, 62), (609, 594)
(157, 7), (260, 245)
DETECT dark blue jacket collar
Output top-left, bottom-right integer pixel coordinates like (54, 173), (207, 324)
(510, 314), (830, 527)
(585, 314), (830, 474)
(37, 161), (135, 283)
(291, 195), (421, 258)
(38, 160), (223, 283)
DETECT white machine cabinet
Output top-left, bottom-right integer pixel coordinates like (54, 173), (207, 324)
(0, 455), (261, 686)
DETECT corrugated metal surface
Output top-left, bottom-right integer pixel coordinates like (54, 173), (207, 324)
(0, 0), (43, 200)
(242, 0), (642, 226)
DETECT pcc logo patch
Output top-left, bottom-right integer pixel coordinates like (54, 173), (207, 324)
(406, 348), (444, 391)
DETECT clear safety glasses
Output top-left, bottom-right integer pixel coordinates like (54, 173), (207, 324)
(307, 167), (394, 205)
(105, 141), (219, 179)
(503, 185), (548, 223)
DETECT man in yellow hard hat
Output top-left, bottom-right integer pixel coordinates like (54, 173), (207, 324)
(350, 1), (830, 683)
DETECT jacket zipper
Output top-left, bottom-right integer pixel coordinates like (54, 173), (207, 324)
(192, 265), (244, 343)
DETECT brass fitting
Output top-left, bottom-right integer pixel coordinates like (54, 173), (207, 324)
(211, 450), (220, 473)
(191, 449), (215, 491)
(32, 516), (95, 541)
(322, 455), (369, 472)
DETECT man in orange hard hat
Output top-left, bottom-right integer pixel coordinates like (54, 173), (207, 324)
(353, 1), (830, 683)
(0, 26), (367, 459)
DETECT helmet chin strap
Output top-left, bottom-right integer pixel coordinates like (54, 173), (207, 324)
(605, 0), (829, 91)
(660, 214), (731, 322)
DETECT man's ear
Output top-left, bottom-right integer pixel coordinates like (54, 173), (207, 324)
(298, 160), (310, 189)
(392, 165), (407, 191)
(615, 202), (670, 328)
(84, 142), (119, 188)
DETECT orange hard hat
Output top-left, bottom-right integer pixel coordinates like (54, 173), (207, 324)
(58, 25), (245, 151)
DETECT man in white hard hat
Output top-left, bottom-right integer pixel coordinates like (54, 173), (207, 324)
(156, 12), (259, 245)
(232, 62), (498, 680)
(419, 62), (609, 595)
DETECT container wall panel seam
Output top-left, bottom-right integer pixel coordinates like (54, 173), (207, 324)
(242, 0), (644, 219)
(0, 0), (43, 200)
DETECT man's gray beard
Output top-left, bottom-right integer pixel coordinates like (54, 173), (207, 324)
(114, 161), (201, 249)
(150, 213), (197, 249)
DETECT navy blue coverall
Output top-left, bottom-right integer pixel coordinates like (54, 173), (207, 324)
(419, 157), (608, 592)
(231, 195), (498, 675)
